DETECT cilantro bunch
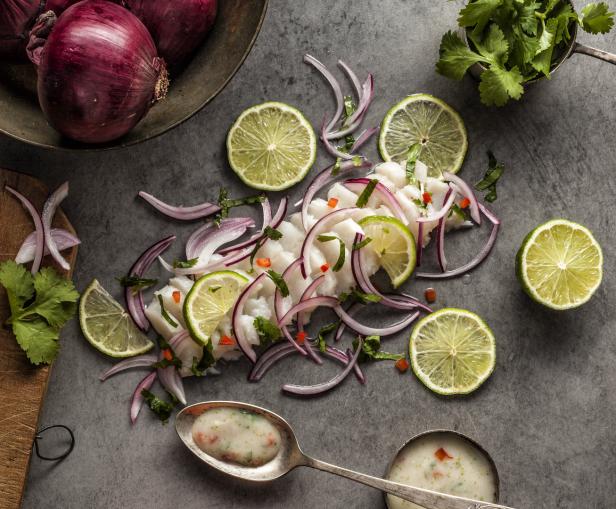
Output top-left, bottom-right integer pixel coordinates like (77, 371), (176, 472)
(436, 0), (614, 106)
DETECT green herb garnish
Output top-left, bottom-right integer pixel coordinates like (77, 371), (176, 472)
(248, 227), (283, 267)
(352, 237), (372, 250)
(215, 188), (265, 225)
(436, 1), (614, 106)
(355, 179), (378, 208)
(352, 335), (404, 363)
(157, 294), (178, 328)
(141, 389), (175, 423)
(173, 258), (198, 269)
(339, 288), (382, 304)
(151, 336), (182, 369)
(405, 143), (422, 184)
(263, 226), (283, 240)
(317, 235), (346, 272)
(267, 270), (289, 297)
(191, 342), (216, 376)
(0, 261), (79, 365)
(118, 275), (158, 294)
(253, 316), (282, 346)
(316, 322), (338, 353)
(475, 150), (504, 203)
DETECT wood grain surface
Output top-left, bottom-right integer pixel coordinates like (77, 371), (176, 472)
(0, 168), (78, 509)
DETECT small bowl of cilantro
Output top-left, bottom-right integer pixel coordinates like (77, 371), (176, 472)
(436, 0), (615, 106)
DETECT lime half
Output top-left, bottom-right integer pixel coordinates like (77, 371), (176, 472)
(184, 270), (248, 346)
(79, 279), (154, 358)
(378, 94), (467, 178)
(516, 219), (603, 310)
(227, 101), (317, 191)
(410, 308), (496, 395)
(358, 215), (416, 288)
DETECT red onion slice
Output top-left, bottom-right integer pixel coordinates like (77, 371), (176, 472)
(416, 221), (424, 267)
(443, 172), (481, 225)
(15, 228), (81, 265)
(297, 275), (327, 331)
(157, 365), (186, 405)
(337, 59), (362, 100)
(321, 119), (355, 160)
(232, 272), (267, 363)
(277, 296), (339, 328)
(327, 74), (374, 139)
(304, 54), (344, 133)
(436, 215), (447, 272)
(417, 203), (500, 279)
(126, 235), (176, 331)
(5, 186), (45, 274)
(335, 302), (363, 341)
(281, 337), (362, 396)
(138, 191), (220, 220)
(273, 258), (308, 357)
(301, 207), (359, 277)
(130, 371), (156, 424)
(185, 218), (254, 260)
(343, 178), (408, 225)
(334, 305), (420, 337)
(41, 181), (70, 271)
(416, 187), (456, 223)
(99, 354), (158, 381)
(350, 127), (379, 153)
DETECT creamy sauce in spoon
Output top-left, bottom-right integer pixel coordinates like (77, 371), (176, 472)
(386, 432), (497, 509)
(192, 407), (281, 467)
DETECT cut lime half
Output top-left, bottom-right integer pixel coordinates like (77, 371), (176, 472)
(227, 101), (317, 191)
(358, 215), (416, 288)
(516, 219), (603, 310)
(79, 279), (154, 358)
(184, 270), (249, 346)
(379, 94), (467, 178)
(410, 308), (496, 395)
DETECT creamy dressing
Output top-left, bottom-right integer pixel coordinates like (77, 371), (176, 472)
(192, 408), (281, 467)
(386, 432), (497, 509)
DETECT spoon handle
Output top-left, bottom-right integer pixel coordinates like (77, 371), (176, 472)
(302, 455), (515, 509)
(573, 42), (616, 65)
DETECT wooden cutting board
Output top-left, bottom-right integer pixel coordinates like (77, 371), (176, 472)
(0, 168), (78, 509)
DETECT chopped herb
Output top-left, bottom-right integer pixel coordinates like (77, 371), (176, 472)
(253, 316), (282, 346)
(157, 294), (178, 328)
(151, 336), (182, 369)
(248, 227), (283, 268)
(332, 158), (342, 176)
(475, 151), (504, 203)
(215, 187), (265, 225)
(141, 389), (175, 423)
(173, 258), (198, 269)
(267, 270), (289, 297)
(344, 135), (355, 152)
(263, 226), (283, 240)
(352, 155), (363, 166)
(316, 322), (337, 353)
(339, 288), (382, 305)
(209, 286), (222, 293)
(0, 261), (79, 365)
(317, 234), (337, 242)
(343, 95), (357, 120)
(449, 203), (469, 220)
(191, 342), (216, 376)
(118, 275), (158, 294)
(405, 143), (422, 185)
(352, 335), (404, 363)
(352, 237), (372, 250)
(355, 179), (378, 208)
(317, 235), (346, 272)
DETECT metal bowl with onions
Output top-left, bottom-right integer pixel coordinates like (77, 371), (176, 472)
(0, 0), (268, 150)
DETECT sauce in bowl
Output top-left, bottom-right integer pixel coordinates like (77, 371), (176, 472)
(385, 431), (498, 509)
(192, 407), (281, 467)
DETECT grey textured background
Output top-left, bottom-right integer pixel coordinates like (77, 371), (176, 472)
(1, 1), (615, 507)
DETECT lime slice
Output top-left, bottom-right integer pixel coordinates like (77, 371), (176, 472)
(378, 94), (467, 178)
(79, 279), (154, 358)
(358, 215), (416, 288)
(227, 101), (317, 191)
(183, 270), (249, 346)
(410, 308), (496, 395)
(516, 219), (603, 310)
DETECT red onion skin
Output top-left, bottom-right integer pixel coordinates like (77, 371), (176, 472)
(124, 0), (217, 71)
(32, 0), (168, 144)
(0, 0), (41, 61)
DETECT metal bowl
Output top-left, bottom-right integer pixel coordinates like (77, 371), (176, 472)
(0, 0), (268, 150)
(383, 429), (501, 509)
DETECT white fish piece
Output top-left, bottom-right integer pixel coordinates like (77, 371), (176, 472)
(327, 182), (359, 208)
(237, 314), (260, 346)
(316, 270), (338, 296)
(395, 190), (421, 239)
(144, 297), (182, 340)
(308, 245), (328, 278)
(169, 276), (194, 295)
(154, 285), (186, 327)
(400, 184), (422, 202)
(270, 250), (296, 276)
(173, 336), (204, 377)
(331, 218), (363, 247)
(370, 173), (397, 193)
(308, 198), (331, 221)
(375, 161), (406, 188)
(244, 296), (272, 320)
(277, 221), (304, 256)
(426, 177), (450, 206)
(211, 316), (243, 361)
(415, 160), (428, 183)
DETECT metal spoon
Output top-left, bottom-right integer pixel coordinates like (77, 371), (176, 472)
(176, 401), (516, 509)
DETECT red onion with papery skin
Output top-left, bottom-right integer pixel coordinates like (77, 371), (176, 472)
(124, 0), (217, 71)
(0, 0), (42, 61)
(27, 0), (168, 144)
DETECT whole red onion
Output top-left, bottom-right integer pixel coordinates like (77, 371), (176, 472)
(124, 0), (217, 71)
(28, 0), (168, 144)
(0, 0), (42, 61)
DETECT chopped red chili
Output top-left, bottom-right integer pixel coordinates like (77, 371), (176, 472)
(320, 263), (330, 272)
(460, 197), (471, 209)
(256, 257), (271, 268)
(172, 290), (181, 303)
(162, 348), (173, 361)
(219, 335), (235, 346)
(435, 447), (453, 461)
(422, 192), (432, 204)
(395, 358), (409, 373)
(424, 287), (437, 303)
(296, 331), (307, 344)
(327, 197), (339, 208)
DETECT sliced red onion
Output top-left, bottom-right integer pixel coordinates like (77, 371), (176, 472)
(157, 364), (186, 405)
(15, 228), (81, 265)
(273, 258), (308, 357)
(41, 182), (70, 271)
(281, 337), (362, 396)
(337, 59), (362, 100)
(443, 172), (481, 224)
(130, 371), (156, 424)
(335, 302), (363, 341)
(300, 160), (371, 231)
(417, 203), (500, 279)
(185, 217), (254, 260)
(327, 74), (374, 139)
(188, 220), (252, 264)
(139, 191), (220, 220)
(278, 296), (339, 328)
(321, 119), (355, 160)
(350, 127), (379, 153)
(5, 186), (44, 274)
(160, 244), (250, 276)
(334, 305), (419, 337)
(343, 178), (408, 225)
(416, 221), (424, 267)
(301, 207), (359, 277)
(232, 272), (267, 363)
(297, 275), (327, 331)
(436, 215), (447, 273)
(416, 187), (456, 223)
(125, 235), (175, 331)
(99, 354), (158, 381)
(326, 345), (365, 384)
(304, 54), (344, 133)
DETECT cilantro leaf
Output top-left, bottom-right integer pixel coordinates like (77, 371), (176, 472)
(13, 318), (60, 365)
(478, 65), (524, 106)
(157, 294), (178, 328)
(352, 335), (404, 363)
(516, 1), (541, 36)
(316, 322), (337, 353)
(352, 237), (372, 250)
(118, 275), (158, 294)
(263, 226), (282, 240)
(141, 389), (175, 423)
(458, 0), (504, 35)
(253, 316), (281, 346)
(475, 150), (505, 202)
(355, 179), (378, 208)
(580, 2), (614, 33)
(405, 143), (422, 184)
(266, 270), (289, 297)
(436, 31), (485, 80)
(339, 288), (382, 305)
(30, 267), (79, 328)
(173, 258), (198, 269)
(470, 23), (510, 63)
(0, 260), (34, 312)
(191, 342), (216, 376)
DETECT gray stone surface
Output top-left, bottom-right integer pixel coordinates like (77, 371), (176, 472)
(1, 1), (615, 507)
